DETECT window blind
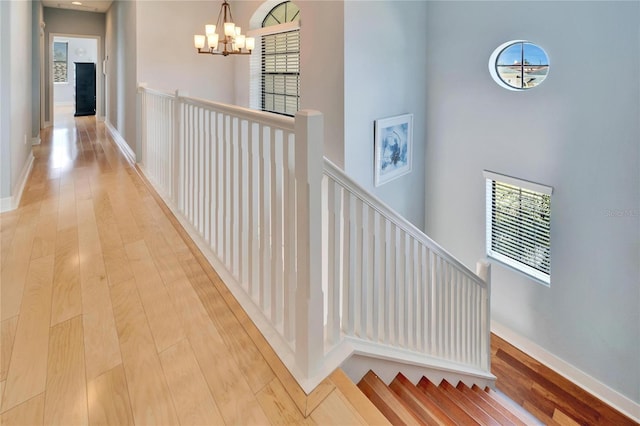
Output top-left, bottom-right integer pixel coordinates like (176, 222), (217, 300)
(485, 172), (552, 284)
(261, 29), (300, 116)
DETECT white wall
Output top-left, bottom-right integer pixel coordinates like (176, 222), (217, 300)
(0, 0), (33, 202)
(343, 1), (427, 228)
(136, 1), (236, 103)
(423, 1), (639, 405)
(53, 37), (98, 105)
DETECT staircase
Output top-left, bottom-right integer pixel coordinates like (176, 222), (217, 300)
(358, 370), (541, 425)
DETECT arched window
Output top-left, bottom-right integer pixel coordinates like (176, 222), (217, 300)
(260, 1), (300, 116)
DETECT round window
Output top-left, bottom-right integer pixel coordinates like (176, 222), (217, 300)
(489, 40), (549, 90)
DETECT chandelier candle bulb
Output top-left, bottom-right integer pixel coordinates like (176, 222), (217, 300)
(224, 22), (236, 37)
(208, 33), (219, 49)
(245, 37), (255, 51)
(236, 34), (246, 49)
(194, 35), (206, 49)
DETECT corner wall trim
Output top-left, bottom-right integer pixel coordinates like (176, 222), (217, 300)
(0, 152), (34, 213)
(491, 320), (640, 423)
(105, 121), (136, 164)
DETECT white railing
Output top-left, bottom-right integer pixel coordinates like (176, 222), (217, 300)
(138, 86), (492, 393)
(323, 161), (491, 371)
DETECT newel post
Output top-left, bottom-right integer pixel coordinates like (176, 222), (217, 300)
(476, 260), (492, 371)
(294, 110), (325, 379)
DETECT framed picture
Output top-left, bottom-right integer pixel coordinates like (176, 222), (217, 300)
(374, 113), (413, 186)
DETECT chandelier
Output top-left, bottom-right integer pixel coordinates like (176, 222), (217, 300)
(193, 1), (255, 56)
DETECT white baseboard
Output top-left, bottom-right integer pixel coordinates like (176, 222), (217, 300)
(491, 320), (640, 422)
(97, 116), (106, 123)
(105, 121), (136, 164)
(0, 151), (34, 213)
(44, 121), (52, 128)
(31, 136), (41, 146)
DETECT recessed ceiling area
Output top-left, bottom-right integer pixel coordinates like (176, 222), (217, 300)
(42, 0), (113, 13)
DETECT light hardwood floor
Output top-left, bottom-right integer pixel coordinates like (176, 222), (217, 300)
(0, 110), (388, 425)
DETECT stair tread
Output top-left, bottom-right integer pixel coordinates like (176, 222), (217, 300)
(357, 370), (425, 426)
(439, 380), (502, 426)
(390, 374), (457, 426)
(482, 386), (544, 425)
(456, 382), (522, 426)
(416, 377), (481, 425)
(467, 384), (529, 426)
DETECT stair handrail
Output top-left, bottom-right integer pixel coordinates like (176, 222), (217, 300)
(323, 158), (487, 287)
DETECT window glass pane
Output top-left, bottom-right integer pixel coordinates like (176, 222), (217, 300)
(486, 174), (552, 284)
(493, 41), (549, 90)
(262, 1), (299, 27)
(496, 43), (521, 66)
(496, 66), (522, 89)
(261, 29), (300, 116)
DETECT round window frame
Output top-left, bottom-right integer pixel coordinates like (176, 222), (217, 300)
(489, 40), (550, 91)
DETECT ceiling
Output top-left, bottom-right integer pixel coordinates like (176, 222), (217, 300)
(42, 0), (113, 13)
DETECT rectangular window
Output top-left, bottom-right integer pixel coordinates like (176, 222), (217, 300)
(484, 171), (552, 285)
(261, 29), (299, 116)
(53, 41), (68, 83)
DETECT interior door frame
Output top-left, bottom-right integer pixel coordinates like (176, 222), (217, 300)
(48, 33), (102, 126)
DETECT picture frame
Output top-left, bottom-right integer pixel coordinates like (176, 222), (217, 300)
(374, 113), (413, 186)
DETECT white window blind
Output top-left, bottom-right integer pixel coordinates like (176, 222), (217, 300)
(484, 171), (552, 284)
(261, 29), (300, 116)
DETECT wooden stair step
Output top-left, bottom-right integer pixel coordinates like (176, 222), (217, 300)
(456, 382), (520, 425)
(468, 384), (529, 426)
(416, 377), (481, 425)
(481, 386), (544, 425)
(439, 380), (502, 426)
(357, 370), (424, 426)
(389, 373), (457, 426)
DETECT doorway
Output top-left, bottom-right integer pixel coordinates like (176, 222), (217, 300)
(48, 33), (101, 126)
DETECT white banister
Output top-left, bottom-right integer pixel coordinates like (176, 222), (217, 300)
(137, 85), (493, 393)
(294, 110), (325, 378)
(476, 260), (492, 371)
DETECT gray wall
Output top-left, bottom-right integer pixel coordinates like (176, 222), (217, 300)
(423, 1), (639, 403)
(344, 1), (427, 228)
(0, 0), (33, 201)
(32, 1), (43, 139)
(105, 0), (137, 151)
(43, 7), (105, 123)
(0, 0), (10, 198)
(299, 0), (345, 169)
(136, 1), (236, 103)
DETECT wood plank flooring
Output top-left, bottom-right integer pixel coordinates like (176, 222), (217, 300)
(0, 109), (380, 425)
(491, 333), (637, 425)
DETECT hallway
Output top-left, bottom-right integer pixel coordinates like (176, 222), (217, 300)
(0, 111), (382, 425)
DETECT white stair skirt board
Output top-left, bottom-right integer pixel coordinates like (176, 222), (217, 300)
(491, 320), (640, 423)
(341, 351), (495, 392)
(105, 121), (136, 164)
(0, 152), (34, 213)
